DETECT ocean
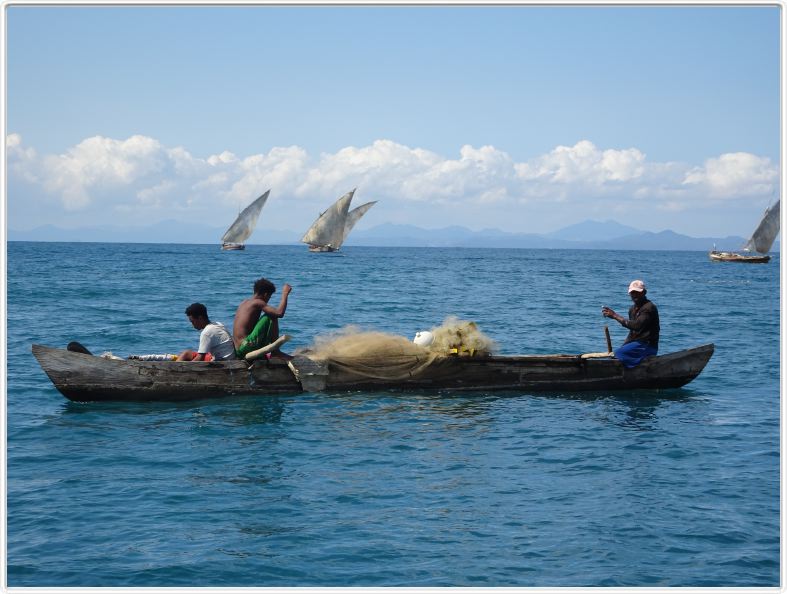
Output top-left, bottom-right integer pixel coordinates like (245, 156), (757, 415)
(5, 241), (780, 587)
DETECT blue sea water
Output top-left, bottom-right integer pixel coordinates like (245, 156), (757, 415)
(5, 241), (781, 587)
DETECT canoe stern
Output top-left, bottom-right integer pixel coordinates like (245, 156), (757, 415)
(32, 344), (300, 402)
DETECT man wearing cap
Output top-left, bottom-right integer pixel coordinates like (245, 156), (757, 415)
(602, 280), (660, 368)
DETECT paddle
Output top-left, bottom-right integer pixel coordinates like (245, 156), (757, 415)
(604, 326), (613, 354)
(244, 334), (292, 361)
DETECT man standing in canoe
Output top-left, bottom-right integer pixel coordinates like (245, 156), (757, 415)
(602, 279), (660, 368)
(233, 277), (292, 360)
(177, 303), (237, 361)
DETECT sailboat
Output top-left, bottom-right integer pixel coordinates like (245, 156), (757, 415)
(709, 199), (780, 263)
(344, 200), (378, 240)
(301, 189), (377, 252)
(220, 190), (270, 251)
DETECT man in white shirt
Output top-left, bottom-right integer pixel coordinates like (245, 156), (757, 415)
(177, 303), (237, 362)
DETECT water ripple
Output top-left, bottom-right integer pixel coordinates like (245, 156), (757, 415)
(6, 243), (779, 587)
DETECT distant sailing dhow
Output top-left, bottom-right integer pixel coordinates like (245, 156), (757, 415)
(301, 189), (377, 252)
(220, 190), (270, 251)
(709, 199), (780, 263)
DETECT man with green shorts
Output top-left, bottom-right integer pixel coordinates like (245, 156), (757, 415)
(233, 277), (292, 360)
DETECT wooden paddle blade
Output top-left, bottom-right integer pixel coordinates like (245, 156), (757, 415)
(244, 335), (292, 361)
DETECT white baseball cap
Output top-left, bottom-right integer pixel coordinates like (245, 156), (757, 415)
(628, 280), (646, 293)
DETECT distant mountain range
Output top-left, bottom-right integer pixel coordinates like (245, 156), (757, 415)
(7, 219), (777, 252)
(7, 220), (300, 246)
(347, 221), (765, 251)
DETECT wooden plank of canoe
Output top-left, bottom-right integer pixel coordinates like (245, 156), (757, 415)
(287, 355), (330, 391)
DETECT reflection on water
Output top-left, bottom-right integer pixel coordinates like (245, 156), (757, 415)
(318, 386), (694, 413)
(61, 396), (287, 424)
(55, 387), (699, 439)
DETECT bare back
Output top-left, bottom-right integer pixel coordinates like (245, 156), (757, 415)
(233, 297), (267, 347)
(233, 284), (291, 348)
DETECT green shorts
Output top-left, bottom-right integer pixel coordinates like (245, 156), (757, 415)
(236, 315), (276, 358)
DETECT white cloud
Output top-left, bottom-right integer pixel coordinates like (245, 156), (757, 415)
(136, 180), (177, 208)
(5, 132), (780, 233)
(39, 135), (168, 209)
(6, 132), (23, 153)
(683, 152), (778, 198)
(405, 144), (516, 202)
(299, 139), (441, 199)
(306, 142), (520, 206)
(7, 133), (39, 183)
(601, 146), (646, 182)
(229, 145), (310, 205)
(515, 140), (645, 186)
(207, 150), (237, 166)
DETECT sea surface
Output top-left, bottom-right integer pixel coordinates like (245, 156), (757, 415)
(5, 242), (781, 587)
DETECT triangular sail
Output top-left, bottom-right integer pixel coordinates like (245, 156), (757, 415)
(344, 201), (377, 242)
(300, 190), (354, 249)
(743, 199), (780, 254)
(221, 190), (270, 244)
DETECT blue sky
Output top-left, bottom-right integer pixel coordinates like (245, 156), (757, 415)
(5, 4), (783, 238)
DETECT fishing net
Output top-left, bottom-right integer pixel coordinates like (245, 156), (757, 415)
(301, 326), (437, 381)
(428, 316), (497, 356)
(299, 318), (496, 381)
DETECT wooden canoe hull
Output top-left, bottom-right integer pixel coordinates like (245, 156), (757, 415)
(321, 345), (714, 393)
(31, 343), (715, 402)
(32, 345), (299, 402)
(221, 242), (245, 251)
(709, 250), (770, 263)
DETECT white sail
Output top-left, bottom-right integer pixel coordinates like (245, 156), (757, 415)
(221, 190), (270, 244)
(301, 190), (355, 250)
(344, 201), (377, 241)
(743, 199), (780, 254)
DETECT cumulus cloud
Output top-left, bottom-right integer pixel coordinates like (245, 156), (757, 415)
(39, 135), (169, 209)
(229, 145), (310, 204)
(7, 132), (39, 183)
(5, 133), (780, 231)
(405, 144), (517, 202)
(7, 132), (27, 156)
(515, 140), (646, 187)
(683, 152), (778, 198)
(299, 139), (441, 199)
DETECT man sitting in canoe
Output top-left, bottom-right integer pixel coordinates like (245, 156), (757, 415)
(602, 279), (660, 368)
(177, 303), (237, 361)
(233, 277), (292, 361)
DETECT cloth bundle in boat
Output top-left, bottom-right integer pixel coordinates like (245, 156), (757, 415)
(128, 353), (178, 361)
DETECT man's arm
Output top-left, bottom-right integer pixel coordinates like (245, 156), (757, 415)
(622, 303), (655, 332)
(261, 284), (292, 318)
(602, 306), (627, 327)
(196, 326), (214, 359)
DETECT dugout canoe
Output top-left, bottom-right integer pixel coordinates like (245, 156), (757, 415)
(32, 343), (714, 402)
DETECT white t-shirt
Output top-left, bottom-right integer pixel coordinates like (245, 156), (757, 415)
(198, 322), (236, 360)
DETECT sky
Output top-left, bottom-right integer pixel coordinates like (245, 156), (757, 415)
(3, 3), (784, 238)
